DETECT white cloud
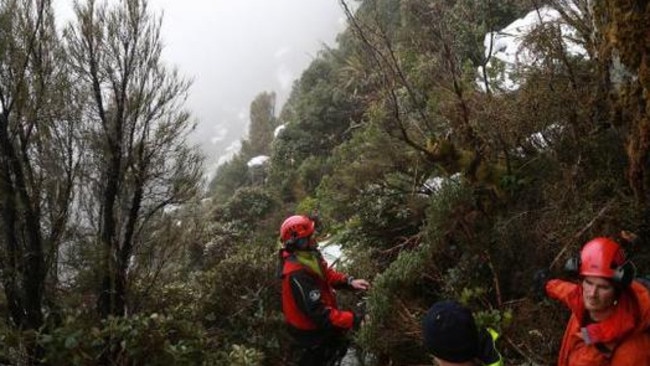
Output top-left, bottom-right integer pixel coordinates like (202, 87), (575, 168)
(224, 140), (241, 154)
(209, 126), (229, 144)
(52, 0), (346, 177)
(276, 64), (294, 91)
(274, 46), (291, 59)
(216, 140), (242, 166)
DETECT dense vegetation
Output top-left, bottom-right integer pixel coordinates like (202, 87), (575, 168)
(1, 0), (649, 365)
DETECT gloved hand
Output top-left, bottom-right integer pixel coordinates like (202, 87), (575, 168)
(619, 230), (639, 245)
(532, 268), (550, 300)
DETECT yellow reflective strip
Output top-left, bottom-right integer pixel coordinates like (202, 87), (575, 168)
(487, 327), (500, 341)
(486, 328), (503, 366)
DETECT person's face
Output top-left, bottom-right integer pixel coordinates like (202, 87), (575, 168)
(582, 276), (617, 313)
(434, 357), (476, 366)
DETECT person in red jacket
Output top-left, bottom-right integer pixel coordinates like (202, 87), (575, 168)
(278, 214), (370, 366)
(540, 237), (650, 365)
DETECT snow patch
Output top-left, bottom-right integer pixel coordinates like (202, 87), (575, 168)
(274, 124), (286, 137)
(479, 5), (587, 92)
(247, 155), (269, 167)
(320, 239), (344, 267)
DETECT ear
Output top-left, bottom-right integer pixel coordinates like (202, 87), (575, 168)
(613, 261), (636, 286)
(564, 256), (580, 274)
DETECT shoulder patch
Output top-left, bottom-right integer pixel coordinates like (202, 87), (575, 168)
(309, 289), (321, 302)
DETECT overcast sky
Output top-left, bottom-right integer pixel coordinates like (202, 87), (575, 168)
(54, 0), (348, 178)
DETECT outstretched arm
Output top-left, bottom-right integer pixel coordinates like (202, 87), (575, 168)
(323, 261), (371, 291)
(289, 270), (360, 330)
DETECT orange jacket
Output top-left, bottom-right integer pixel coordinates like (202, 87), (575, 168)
(546, 279), (650, 365)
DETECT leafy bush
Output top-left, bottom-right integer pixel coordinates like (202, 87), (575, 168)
(38, 314), (208, 365)
(197, 241), (285, 364)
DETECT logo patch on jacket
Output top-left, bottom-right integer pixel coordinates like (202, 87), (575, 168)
(309, 290), (321, 302)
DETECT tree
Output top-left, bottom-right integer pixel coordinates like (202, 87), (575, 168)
(592, 1), (650, 213)
(64, 0), (202, 319)
(207, 155), (250, 201)
(243, 91), (276, 157)
(0, 0), (78, 333)
(0, 0), (81, 363)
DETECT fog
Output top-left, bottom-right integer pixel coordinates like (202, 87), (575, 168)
(54, 0), (348, 179)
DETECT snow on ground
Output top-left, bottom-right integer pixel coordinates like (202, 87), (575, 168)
(274, 124), (286, 137)
(247, 155), (269, 167)
(422, 173), (462, 195)
(320, 239), (343, 267)
(479, 5), (587, 91)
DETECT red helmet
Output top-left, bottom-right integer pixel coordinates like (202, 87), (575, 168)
(579, 237), (626, 279)
(280, 215), (315, 242)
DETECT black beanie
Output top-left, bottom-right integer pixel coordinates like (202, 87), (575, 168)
(422, 300), (479, 362)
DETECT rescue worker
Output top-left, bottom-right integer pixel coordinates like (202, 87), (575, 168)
(540, 237), (650, 365)
(278, 214), (370, 366)
(422, 300), (503, 366)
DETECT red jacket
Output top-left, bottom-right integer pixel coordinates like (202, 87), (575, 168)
(546, 279), (650, 365)
(280, 249), (356, 343)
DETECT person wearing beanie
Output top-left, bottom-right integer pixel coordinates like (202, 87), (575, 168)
(422, 300), (503, 366)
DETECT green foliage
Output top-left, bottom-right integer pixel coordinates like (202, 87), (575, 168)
(208, 155), (250, 200)
(357, 245), (431, 364)
(197, 241), (284, 363)
(269, 51), (364, 197)
(3, 0), (650, 365)
(283, 56), (352, 156)
(194, 1), (650, 363)
(458, 286), (513, 333)
(224, 187), (279, 226)
(295, 196), (319, 217)
(356, 177), (486, 362)
(208, 91), (278, 201)
(0, 0), (77, 336)
(133, 277), (203, 321)
(474, 307), (513, 334)
(243, 92), (277, 157)
(317, 120), (431, 225)
(37, 314), (208, 365)
(297, 156), (331, 195)
(223, 344), (265, 366)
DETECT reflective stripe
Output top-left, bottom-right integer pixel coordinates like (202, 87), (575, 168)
(486, 328), (504, 366)
(486, 358), (504, 366)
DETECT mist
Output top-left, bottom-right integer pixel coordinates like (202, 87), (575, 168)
(53, 0), (348, 179)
